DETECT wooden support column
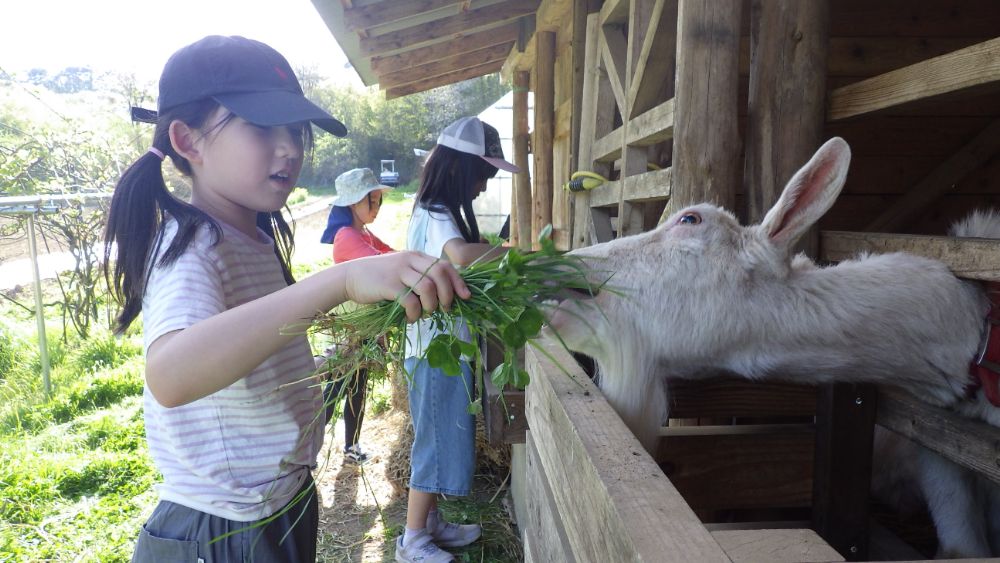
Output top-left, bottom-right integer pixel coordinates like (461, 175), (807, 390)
(533, 31), (556, 249)
(744, 0), (830, 234)
(574, 13), (617, 247)
(615, 0), (655, 238)
(514, 70), (533, 251)
(668, 0), (742, 215)
(812, 383), (877, 561)
(572, 13), (602, 249)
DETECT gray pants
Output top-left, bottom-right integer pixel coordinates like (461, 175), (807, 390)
(131, 477), (318, 563)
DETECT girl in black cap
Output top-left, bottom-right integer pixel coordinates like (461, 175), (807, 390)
(103, 36), (469, 563)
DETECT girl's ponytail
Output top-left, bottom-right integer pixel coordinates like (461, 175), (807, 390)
(103, 101), (220, 334)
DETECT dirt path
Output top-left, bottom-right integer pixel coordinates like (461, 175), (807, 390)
(314, 411), (411, 562)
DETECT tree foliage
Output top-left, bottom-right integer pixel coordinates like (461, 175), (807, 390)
(301, 72), (510, 188)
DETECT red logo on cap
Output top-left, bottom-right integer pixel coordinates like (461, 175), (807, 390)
(274, 66), (288, 80)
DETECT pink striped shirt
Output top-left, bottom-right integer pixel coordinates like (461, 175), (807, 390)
(142, 219), (322, 521)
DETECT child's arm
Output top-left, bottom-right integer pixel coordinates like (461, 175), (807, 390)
(442, 239), (507, 267)
(145, 251), (468, 408)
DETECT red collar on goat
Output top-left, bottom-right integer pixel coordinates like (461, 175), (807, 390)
(969, 283), (1000, 406)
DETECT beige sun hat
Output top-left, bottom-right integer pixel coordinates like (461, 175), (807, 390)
(331, 168), (393, 206)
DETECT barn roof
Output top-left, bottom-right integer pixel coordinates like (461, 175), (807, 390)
(311, 0), (541, 99)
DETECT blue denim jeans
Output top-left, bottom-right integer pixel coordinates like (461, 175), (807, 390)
(405, 357), (476, 496)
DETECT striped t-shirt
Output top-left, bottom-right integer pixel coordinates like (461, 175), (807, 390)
(142, 219), (323, 522)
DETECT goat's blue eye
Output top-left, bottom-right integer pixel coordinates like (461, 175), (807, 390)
(678, 212), (702, 225)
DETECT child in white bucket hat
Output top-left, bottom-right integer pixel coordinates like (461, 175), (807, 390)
(318, 168), (396, 465)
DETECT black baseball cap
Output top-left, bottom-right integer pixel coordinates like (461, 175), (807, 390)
(136, 35), (346, 137)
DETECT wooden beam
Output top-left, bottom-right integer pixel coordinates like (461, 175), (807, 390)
(865, 118), (1000, 233)
(828, 37), (1000, 122)
(343, 0), (459, 32)
(669, 0), (742, 215)
(820, 231), (1000, 282)
(628, 0), (677, 119)
(532, 31), (555, 248)
(524, 336), (729, 561)
(383, 59), (504, 98)
(592, 128), (624, 163)
(668, 378), (817, 419)
(598, 24), (628, 117)
(598, 0), (628, 25)
(658, 430), (815, 512)
(514, 70), (533, 251)
(523, 433), (577, 563)
(358, 0), (540, 57)
(629, 98), (675, 146)
(589, 167), (672, 207)
(370, 22), (520, 75)
(712, 529), (844, 563)
(878, 388), (1000, 487)
(377, 42), (514, 89)
(591, 98), (675, 163)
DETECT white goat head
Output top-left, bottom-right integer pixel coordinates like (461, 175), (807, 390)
(549, 137), (987, 452)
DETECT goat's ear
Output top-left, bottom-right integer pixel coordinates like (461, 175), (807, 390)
(760, 137), (851, 251)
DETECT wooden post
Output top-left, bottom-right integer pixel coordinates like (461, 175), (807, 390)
(669, 0), (742, 214)
(812, 383), (877, 561)
(572, 13), (602, 249)
(744, 0), (830, 241)
(514, 70), (533, 251)
(533, 31), (556, 249)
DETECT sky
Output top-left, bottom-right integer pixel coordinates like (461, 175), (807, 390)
(2, 0), (363, 86)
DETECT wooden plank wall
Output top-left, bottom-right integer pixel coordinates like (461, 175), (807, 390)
(819, 0), (1000, 236)
(523, 337), (730, 562)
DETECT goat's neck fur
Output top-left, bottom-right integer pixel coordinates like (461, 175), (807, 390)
(718, 248), (985, 406)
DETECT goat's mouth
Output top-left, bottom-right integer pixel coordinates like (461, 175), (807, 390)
(542, 285), (598, 308)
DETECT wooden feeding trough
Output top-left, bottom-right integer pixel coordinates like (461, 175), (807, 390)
(316, 0), (1000, 560)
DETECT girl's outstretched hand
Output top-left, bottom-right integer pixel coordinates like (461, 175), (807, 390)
(342, 251), (471, 321)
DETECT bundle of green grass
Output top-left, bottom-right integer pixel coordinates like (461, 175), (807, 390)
(310, 228), (610, 414)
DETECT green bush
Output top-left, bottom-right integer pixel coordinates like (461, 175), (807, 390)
(286, 186), (309, 206)
(66, 331), (142, 375)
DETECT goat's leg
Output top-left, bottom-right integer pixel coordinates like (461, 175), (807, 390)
(983, 476), (1000, 555)
(916, 448), (991, 558)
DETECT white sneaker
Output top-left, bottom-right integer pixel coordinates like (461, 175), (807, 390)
(395, 530), (454, 562)
(343, 444), (369, 465)
(429, 520), (481, 548)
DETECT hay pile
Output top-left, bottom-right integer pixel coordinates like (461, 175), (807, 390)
(383, 378), (512, 492)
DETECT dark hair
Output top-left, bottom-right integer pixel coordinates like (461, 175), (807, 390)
(414, 145), (498, 243)
(103, 101), (308, 334)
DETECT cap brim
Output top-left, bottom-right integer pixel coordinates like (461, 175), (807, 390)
(482, 155), (520, 173)
(215, 90), (348, 137)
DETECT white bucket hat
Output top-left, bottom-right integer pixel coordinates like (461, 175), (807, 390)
(331, 168), (393, 206)
(436, 116), (520, 173)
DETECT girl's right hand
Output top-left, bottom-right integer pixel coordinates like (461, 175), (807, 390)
(342, 251), (471, 321)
